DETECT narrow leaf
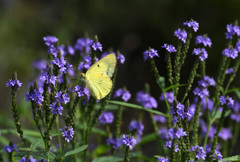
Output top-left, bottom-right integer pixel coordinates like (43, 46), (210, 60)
(92, 156), (123, 162)
(222, 154), (240, 161)
(226, 87), (240, 94)
(163, 84), (188, 92)
(64, 145), (88, 157)
(30, 138), (44, 149)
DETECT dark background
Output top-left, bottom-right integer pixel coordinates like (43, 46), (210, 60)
(1, 0), (240, 157)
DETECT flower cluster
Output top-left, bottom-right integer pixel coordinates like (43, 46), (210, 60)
(170, 102), (194, 124)
(189, 145), (206, 160)
(6, 79), (22, 90)
(226, 67), (234, 74)
(4, 144), (18, 153)
(25, 87), (44, 105)
(157, 156), (169, 162)
(195, 35), (212, 47)
(114, 88), (131, 102)
(193, 76), (215, 98)
(219, 96), (234, 108)
(98, 112), (114, 125)
(174, 28), (187, 43)
(192, 48), (208, 61)
(121, 134), (137, 150)
(106, 137), (122, 149)
(129, 121), (144, 136)
(222, 47), (238, 59)
(225, 23), (240, 39)
(136, 91), (158, 109)
(183, 19), (199, 32)
(143, 48), (159, 61)
(60, 126), (75, 142)
(210, 150), (223, 160)
(72, 85), (90, 99)
(161, 44), (177, 53)
(159, 91), (174, 103)
(19, 156), (36, 162)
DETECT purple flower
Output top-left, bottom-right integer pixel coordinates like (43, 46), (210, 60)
(60, 126), (75, 142)
(198, 76), (215, 87)
(159, 91), (174, 103)
(121, 134), (137, 150)
(231, 114), (240, 122)
(201, 98), (214, 111)
(174, 28), (187, 43)
(117, 54), (125, 64)
(98, 112), (114, 125)
(20, 156), (36, 162)
(43, 36), (58, 47)
(195, 35), (212, 47)
(235, 40), (240, 52)
(40, 72), (57, 85)
(210, 150), (223, 160)
(136, 91), (158, 109)
(167, 128), (187, 139)
(226, 67), (234, 74)
(6, 79), (22, 89)
(4, 144), (17, 153)
(32, 60), (47, 70)
(183, 20), (199, 32)
(106, 137), (122, 149)
(165, 140), (179, 152)
(222, 47), (238, 59)
(158, 127), (168, 140)
(157, 156), (169, 162)
(91, 41), (103, 51)
(162, 44), (177, 53)
(25, 88), (44, 105)
(225, 24), (240, 39)
(187, 104), (196, 121)
(218, 128), (232, 140)
(129, 121), (144, 135)
(55, 91), (70, 104)
(72, 85), (90, 99)
(74, 38), (92, 55)
(49, 102), (64, 115)
(50, 56), (68, 73)
(189, 145), (206, 160)
(67, 45), (75, 55)
(192, 48), (208, 61)
(154, 115), (166, 123)
(219, 96), (234, 108)
(78, 56), (92, 71)
(200, 120), (216, 139)
(143, 48), (159, 61)
(114, 88), (131, 102)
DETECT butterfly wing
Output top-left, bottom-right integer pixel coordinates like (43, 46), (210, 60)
(86, 73), (113, 100)
(86, 54), (117, 78)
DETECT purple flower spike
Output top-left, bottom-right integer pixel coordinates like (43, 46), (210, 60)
(98, 112), (114, 125)
(49, 102), (64, 115)
(60, 126), (75, 142)
(183, 20), (199, 32)
(4, 144), (18, 153)
(157, 156), (169, 162)
(43, 36), (58, 47)
(222, 47), (238, 59)
(129, 121), (144, 135)
(114, 88), (131, 102)
(117, 54), (125, 64)
(174, 28), (187, 43)
(189, 145), (206, 160)
(162, 44), (177, 53)
(136, 91), (158, 109)
(143, 48), (159, 61)
(121, 134), (137, 150)
(91, 41), (103, 51)
(192, 48), (208, 61)
(195, 35), (212, 47)
(72, 85), (90, 99)
(106, 137), (122, 149)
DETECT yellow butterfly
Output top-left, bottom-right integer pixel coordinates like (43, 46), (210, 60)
(82, 54), (117, 100)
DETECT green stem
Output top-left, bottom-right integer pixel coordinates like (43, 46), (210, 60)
(56, 116), (62, 152)
(60, 141), (67, 162)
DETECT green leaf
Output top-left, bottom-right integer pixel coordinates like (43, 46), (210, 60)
(0, 129), (41, 137)
(225, 87), (240, 95)
(92, 156), (124, 162)
(0, 135), (9, 145)
(64, 145), (88, 158)
(30, 138), (44, 149)
(235, 90), (240, 99)
(158, 76), (165, 89)
(137, 133), (156, 146)
(76, 125), (107, 136)
(108, 101), (169, 118)
(93, 145), (111, 158)
(222, 154), (240, 161)
(163, 84), (188, 92)
(211, 110), (231, 124)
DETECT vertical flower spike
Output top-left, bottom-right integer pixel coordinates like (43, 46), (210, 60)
(3, 143), (18, 153)
(162, 44), (177, 53)
(225, 23), (240, 39)
(143, 48), (159, 61)
(174, 28), (187, 43)
(195, 35), (212, 47)
(183, 19), (199, 32)
(121, 134), (137, 150)
(98, 112), (114, 125)
(74, 38), (93, 55)
(189, 145), (206, 160)
(129, 121), (144, 136)
(157, 156), (169, 162)
(60, 126), (75, 142)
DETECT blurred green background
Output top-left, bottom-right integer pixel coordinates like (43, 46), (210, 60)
(1, 0), (240, 156)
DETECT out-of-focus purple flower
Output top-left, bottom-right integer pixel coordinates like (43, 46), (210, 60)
(192, 48), (208, 61)
(170, 102), (190, 123)
(136, 91), (158, 109)
(6, 79), (22, 89)
(195, 35), (212, 47)
(72, 85), (90, 99)
(183, 20), (199, 32)
(68, 45), (75, 55)
(121, 134), (137, 150)
(25, 87), (44, 105)
(226, 67), (234, 74)
(91, 41), (103, 51)
(174, 28), (187, 43)
(219, 96), (234, 108)
(218, 128), (232, 140)
(143, 48), (159, 61)
(231, 114), (240, 122)
(210, 150), (223, 160)
(165, 140), (179, 152)
(51, 56), (68, 73)
(158, 127), (168, 140)
(4, 144), (17, 153)
(117, 54), (125, 64)
(187, 104), (196, 121)
(162, 44), (177, 53)
(55, 91), (70, 104)
(167, 128), (187, 140)
(50, 102), (64, 115)
(189, 145), (206, 160)
(20, 156), (36, 162)
(60, 126), (74, 142)
(154, 115), (166, 123)
(222, 47), (238, 59)
(43, 36), (58, 47)
(159, 91), (174, 103)
(106, 137), (122, 149)
(32, 60), (47, 70)
(74, 38), (92, 55)
(114, 88), (131, 102)
(157, 156), (169, 162)
(225, 24), (240, 39)
(98, 112), (114, 125)
(200, 120), (216, 139)
(78, 56), (92, 71)
(198, 76), (215, 87)
(40, 72), (57, 85)
(235, 40), (240, 52)
(129, 121), (144, 135)
(201, 98), (214, 111)
(58, 45), (67, 56)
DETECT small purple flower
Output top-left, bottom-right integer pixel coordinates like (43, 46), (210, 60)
(117, 54), (125, 64)
(106, 137), (122, 149)
(72, 85), (90, 99)
(183, 20), (199, 32)
(91, 41), (103, 51)
(218, 128), (232, 140)
(25, 88), (44, 105)
(74, 38), (92, 55)
(136, 91), (158, 109)
(162, 44), (177, 53)
(60, 126), (75, 142)
(219, 96), (234, 108)
(189, 145), (206, 160)
(195, 35), (212, 47)
(143, 48), (159, 61)
(158, 127), (168, 140)
(78, 56), (92, 71)
(198, 76), (215, 87)
(165, 140), (179, 152)
(174, 28), (187, 43)
(6, 79), (22, 89)
(167, 128), (187, 139)
(40, 72), (57, 85)
(49, 102), (64, 115)
(157, 156), (169, 162)
(20, 156), (36, 162)
(159, 91), (174, 103)
(210, 150), (223, 160)
(226, 67), (234, 74)
(32, 60), (47, 70)
(193, 87), (209, 98)
(50, 56), (68, 73)
(154, 115), (166, 123)
(98, 112), (114, 125)
(68, 45), (75, 55)
(55, 91), (70, 104)
(4, 144), (17, 153)
(43, 36), (58, 47)
(121, 134), (137, 150)
(222, 47), (238, 59)
(231, 114), (240, 122)
(192, 48), (208, 61)
(225, 24), (240, 39)
(235, 40), (240, 52)
(114, 88), (131, 102)
(129, 121), (144, 135)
